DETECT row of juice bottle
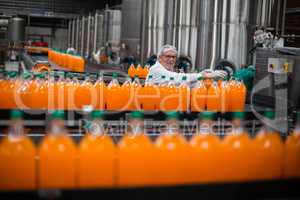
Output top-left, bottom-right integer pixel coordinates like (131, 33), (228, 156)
(0, 110), (299, 191)
(127, 64), (149, 79)
(48, 49), (85, 72)
(0, 70), (245, 112)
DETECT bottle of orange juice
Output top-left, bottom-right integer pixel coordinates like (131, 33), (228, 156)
(135, 64), (143, 78)
(120, 76), (132, 111)
(141, 65), (149, 79)
(164, 77), (179, 111)
(253, 110), (284, 180)
(3, 71), (19, 109)
(106, 73), (121, 110)
(30, 73), (41, 109)
(221, 77), (231, 112)
(191, 77), (207, 112)
(78, 110), (115, 188)
(222, 112), (255, 182)
(131, 76), (142, 110)
(127, 64), (135, 78)
(206, 78), (221, 112)
(38, 110), (77, 189)
(75, 74), (93, 110)
(154, 111), (190, 185)
(178, 76), (190, 112)
(118, 111), (155, 187)
(283, 111), (300, 178)
(138, 75), (158, 111)
(158, 75), (167, 111)
(56, 71), (66, 110)
(189, 112), (222, 184)
(0, 69), (5, 108)
(94, 72), (107, 110)
(0, 110), (36, 190)
(230, 78), (246, 111)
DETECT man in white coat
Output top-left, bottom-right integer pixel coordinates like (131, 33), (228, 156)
(146, 45), (227, 86)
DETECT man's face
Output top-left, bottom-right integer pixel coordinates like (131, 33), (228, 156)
(158, 50), (177, 71)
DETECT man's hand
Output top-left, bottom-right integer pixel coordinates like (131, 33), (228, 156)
(201, 69), (227, 79)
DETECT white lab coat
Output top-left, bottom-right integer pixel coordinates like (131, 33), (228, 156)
(145, 61), (200, 86)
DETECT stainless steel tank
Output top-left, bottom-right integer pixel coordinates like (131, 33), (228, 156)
(140, 0), (279, 69)
(8, 17), (25, 43)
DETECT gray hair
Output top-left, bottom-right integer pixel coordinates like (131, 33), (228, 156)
(157, 44), (178, 57)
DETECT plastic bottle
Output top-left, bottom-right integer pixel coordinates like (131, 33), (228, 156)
(141, 65), (150, 79)
(131, 76), (142, 110)
(94, 72), (107, 110)
(206, 78), (221, 112)
(127, 64), (135, 78)
(222, 112), (255, 182)
(75, 74), (93, 110)
(120, 76), (132, 111)
(118, 111), (155, 186)
(189, 112), (222, 183)
(253, 110), (284, 180)
(138, 75), (158, 111)
(230, 78), (246, 111)
(158, 75), (167, 111)
(38, 111), (77, 189)
(178, 76), (190, 112)
(0, 110), (36, 190)
(283, 111), (300, 178)
(78, 110), (115, 188)
(154, 111), (190, 185)
(164, 77), (179, 111)
(191, 77), (207, 112)
(135, 64), (143, 78)
(106, 73), (121, 110)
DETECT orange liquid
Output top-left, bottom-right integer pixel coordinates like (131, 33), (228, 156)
(178, 84), (190, 112)
(220, 81), (230, 112)
(135, 65), (143, 78)
(106, 81), (121, 110)
(253, 131), (284, 180)
(283, 129), (300, 178)
(78, 133), (115, 188)
(56, 80), (65, 110)
(47, 79), (56, 110)
(48, 50), (52, 61)
(130, 81), (142, 110)
(2, 78), (18, 109)
(0, 135), (36, 190)
(78, 57), (85, 72)
(191, 81), (207, 112)
(138, 84), (159, 111)
(31, 79), (48, 110)
(0, 78), (4, 108)
(189, 134), (222, 183)
(158, 84), (167, 111)
(154, 133), (190, 185)
(222, 132), (256, 182)
(230, 80), (246, 111)
(68, 79), (80, 110)
(120, 81), (131, 111)
(204, 78), (213, 88)
(74, 80), (93, 110)
(128, 65), (135, 78)
(38, 133), (77, 189)
(206, 82), (221, 112)
(118, 133), (155, 187)
(163, 84), (179, 111)
(141, 66), (149, 79)
(94, 79), (107, 110)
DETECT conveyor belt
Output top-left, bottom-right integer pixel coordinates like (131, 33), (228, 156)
(0, 179), (299, 200)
